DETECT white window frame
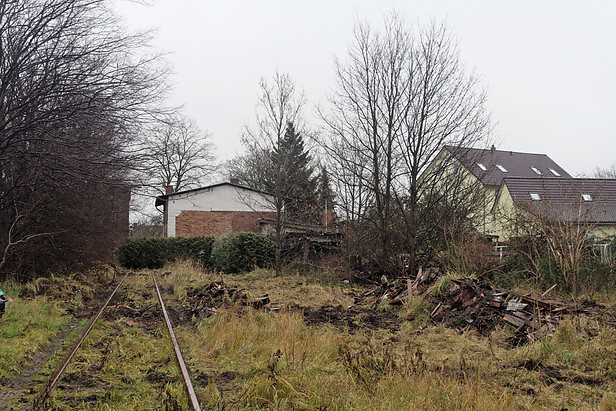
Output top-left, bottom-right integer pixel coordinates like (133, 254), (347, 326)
(496, 164), (508, 172)
(529, 192), (541, 201)
(582, 193), (593, 202)
(476, 163), (487, 171)
(548, 168), (561, 177)
(530, 166), (542, 175)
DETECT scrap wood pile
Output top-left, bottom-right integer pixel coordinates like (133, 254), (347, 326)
(352, 265), (444, 307)
(430, 278), (568, 342)
(186, 280), (271, 320)
(353, 265), (569, 342)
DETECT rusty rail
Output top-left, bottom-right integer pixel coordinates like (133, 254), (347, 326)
(30, 272), (129, 410)
(152, 273), (201, 411)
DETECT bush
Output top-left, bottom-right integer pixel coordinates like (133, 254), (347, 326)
(211, 232), (274, 273)
(117, 237), (214, 269)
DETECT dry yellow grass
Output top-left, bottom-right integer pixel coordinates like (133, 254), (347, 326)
(150, 260), (616, 410)
(160, 259), (354, 308)
(17, 260), (606, 409)
(166, 263), (616, 407)
(178, 308), (516, 410)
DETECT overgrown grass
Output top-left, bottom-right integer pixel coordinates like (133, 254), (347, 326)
(160, 260), (354, 308)
(159, 263), (616, 409)
(399, 294), (434, 327)
(0, 281), (70, 379)
(178, 307), (516, 409)
(4, 262), (616, 409)
(46, 274), (189, 410)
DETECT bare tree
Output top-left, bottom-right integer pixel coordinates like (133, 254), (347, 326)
(235, 72), (315, 276)
(497, 179), (606, 292)
(0, 0), (167, 277)
(593, 165), (616, 179)
(321, 15), (490, 275)
(145, 115), (215, 194)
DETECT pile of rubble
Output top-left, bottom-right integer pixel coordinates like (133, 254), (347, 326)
(186, 280), (271, 320)
(430, 278), (568, 342)
(352, 265), (443, 307)
(352, 266), (569, 343)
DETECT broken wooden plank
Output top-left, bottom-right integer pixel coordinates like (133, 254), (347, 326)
(541, 284), (558, 297)
(503, 314), (527, 328)
(430, 302), (443, 318)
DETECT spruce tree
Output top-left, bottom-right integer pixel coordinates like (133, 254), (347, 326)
(270, 122), (319, 222)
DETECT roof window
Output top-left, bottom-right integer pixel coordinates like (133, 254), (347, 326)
(530, 166), (542, 175)
(582, 193), (593, 202)
(529, 192), (541, 201)
(476, 163), (487, 171)
(548, 168), (561, 177)
(496, 164), (508, 172)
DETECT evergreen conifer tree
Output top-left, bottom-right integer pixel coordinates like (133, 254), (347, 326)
(269, 122), (319, 222)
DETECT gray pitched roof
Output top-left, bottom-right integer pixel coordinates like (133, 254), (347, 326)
(502, 177), (616, 223)
(154, 182), (272, 207)
(445, 146), (571, 186)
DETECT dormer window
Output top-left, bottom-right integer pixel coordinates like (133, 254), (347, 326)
(477, 163), (487, 171)
(548, 168), (561, 177)
(582, 193), (593, 202)
(529, 192), (541, 201)
(530, 167), (542, 175)
(496, 164), (508, 173)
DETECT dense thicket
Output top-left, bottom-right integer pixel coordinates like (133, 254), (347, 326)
(0, 0), (166, 278)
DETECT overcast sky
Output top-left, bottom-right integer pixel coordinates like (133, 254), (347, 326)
(113, 0), (615, 176)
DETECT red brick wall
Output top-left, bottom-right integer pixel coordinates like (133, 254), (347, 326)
(175, 210), (277, 237)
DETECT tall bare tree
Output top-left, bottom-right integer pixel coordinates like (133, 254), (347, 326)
(321, 16), (490, 275)
(146, 115), (215, 194)
(0, 0), (167, 277)
(234, 72), (314, 275)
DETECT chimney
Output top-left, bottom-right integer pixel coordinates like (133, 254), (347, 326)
(165, 185), (174, 195)
(230, 178), (239, 185)
(323, 208), (333, 229)
(490, 145), (495, 151)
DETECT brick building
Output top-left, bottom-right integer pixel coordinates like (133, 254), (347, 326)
(154, 182), (277, 237)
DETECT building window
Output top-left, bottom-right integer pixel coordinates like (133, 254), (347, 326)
(530, 166), (542, 175)
(548, 168), (561, 177)
(529, 192), (541, 201)
(496, 164), (508, 172)
(477, 163), (487, 171)
(582, 193), (593, 202)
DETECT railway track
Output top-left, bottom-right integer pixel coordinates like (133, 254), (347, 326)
(29, 272), (201, 411)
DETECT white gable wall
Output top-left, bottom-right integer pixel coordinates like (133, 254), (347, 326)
(165, 185), (275, 237)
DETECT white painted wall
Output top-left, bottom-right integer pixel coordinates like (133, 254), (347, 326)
(165, 184), (275, 237)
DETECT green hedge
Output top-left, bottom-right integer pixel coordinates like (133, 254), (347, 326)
(211, 232), (274, 273)
(117, 236), (214, 269)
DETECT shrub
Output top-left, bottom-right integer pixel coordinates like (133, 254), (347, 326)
(211, 232), (274, 273)
(117, 237), (214, 269)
